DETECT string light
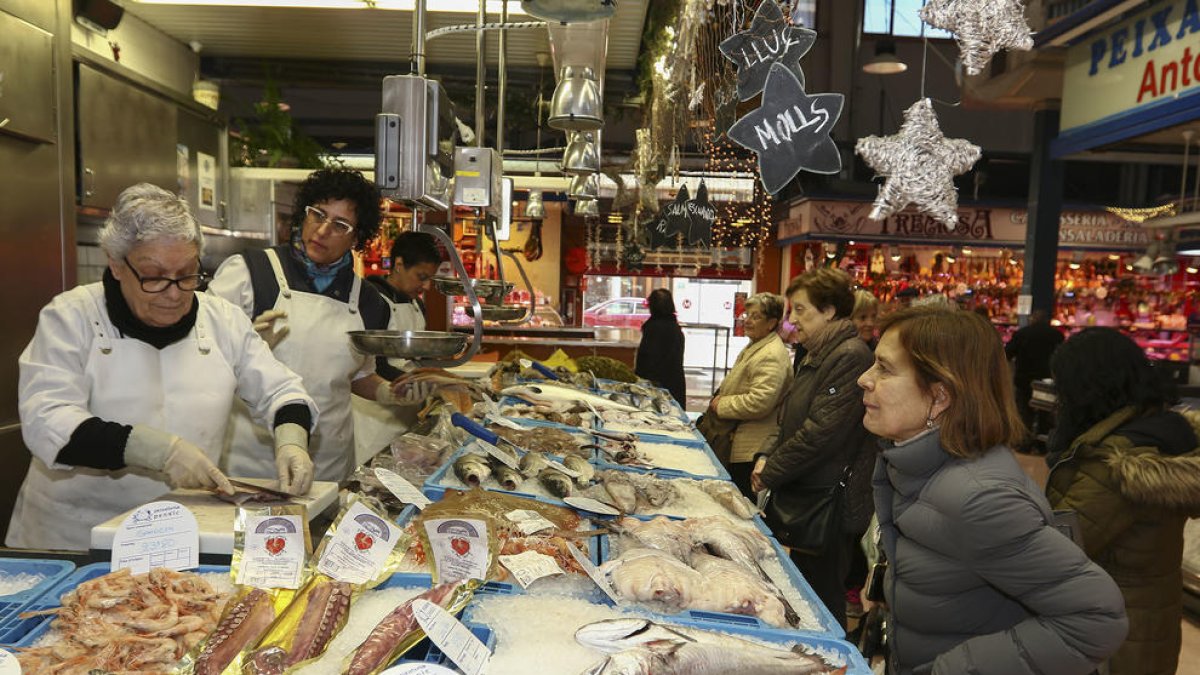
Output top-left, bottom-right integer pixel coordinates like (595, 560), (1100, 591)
(1105, 204), (1177, 223)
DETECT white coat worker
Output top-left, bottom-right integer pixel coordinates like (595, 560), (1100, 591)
(209, 168), (419, 483)
(364, 231), (440, 332)
(8, 184), (317, 551)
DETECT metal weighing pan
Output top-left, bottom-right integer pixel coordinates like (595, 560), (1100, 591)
(465, 304), (528, 321)
(432, 277), (513, 305)
(348, 330), (469, 359)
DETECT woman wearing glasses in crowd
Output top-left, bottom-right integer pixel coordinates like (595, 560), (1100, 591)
(210, 168), (410, 483)
(8, 184), (317, 551)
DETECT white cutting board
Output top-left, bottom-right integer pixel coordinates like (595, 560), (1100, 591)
(90, 478), (338, 555)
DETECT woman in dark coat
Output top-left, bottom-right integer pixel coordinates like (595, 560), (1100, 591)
(1046, 328), (1200, 675)
(635, 289), (686, 406)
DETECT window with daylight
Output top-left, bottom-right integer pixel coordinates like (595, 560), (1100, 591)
(863, 0), (952, 39)
(790, 0), (817, 27)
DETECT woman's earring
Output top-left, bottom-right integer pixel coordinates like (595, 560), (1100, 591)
(926, 416), (935, 429)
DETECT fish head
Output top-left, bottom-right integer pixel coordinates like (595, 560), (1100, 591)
(574, 618), (657, 653)
(583, 650), (656, 675)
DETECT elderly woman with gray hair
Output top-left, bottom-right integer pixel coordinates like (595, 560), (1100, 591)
(707, 292), (792, 497)
(7, 183), (317, 551)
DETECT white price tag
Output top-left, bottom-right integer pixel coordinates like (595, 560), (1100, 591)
(486, 416), (525, 431)
(0, 648), (22, 675)
(317, 501), (402, 585)
(381, 665), (457, 675)
(504, 509), (556, 536)
(423, 518), (490, 583)
(563, 496), (620, 516)
(237, 514), (306, 589)
(565, 541), (621, 605)
(111, 501), (199, 575)
(498, 550), (563, 588)
(374, 468), (432, 510)
(1017, 294), (1033, 316)
(412, 598), (491, 675)
(473, 439), (520, 470)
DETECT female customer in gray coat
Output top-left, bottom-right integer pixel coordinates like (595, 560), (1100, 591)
(858, 306), (1127, 675)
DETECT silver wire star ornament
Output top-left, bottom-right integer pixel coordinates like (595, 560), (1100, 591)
(855, 98), (980, 230)
(920, 0), (1034, 76)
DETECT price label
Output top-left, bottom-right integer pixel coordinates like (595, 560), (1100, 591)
(0, 648), (22, 675)
(474, 440), (520, 470)
(412, 598), (491, 675)
(486, 416), (525, 431)
(381, 664), (457, 675)
(563, 496), (620, 516)
(238, 513), (306, 589)
(317, 501), (402, 585)
(498, 550), (563, 588)
(111, 501), (199, 575)
(374, 468), (432, 510)
(423, 518), (489, 584)
(565, 541), (621, 605)
(504, 509), (556, 536)
(542, 457), (580, 479)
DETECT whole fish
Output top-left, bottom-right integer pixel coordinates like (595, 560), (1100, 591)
(493, 463), (524, 491)
(600, 470), (639, 513)
(563, 454), (595, 485)
(519, 450), (551, 477)
(539, 467), (574, 498)
(502, 384), (640, 413)
(454, 453), (492, 486)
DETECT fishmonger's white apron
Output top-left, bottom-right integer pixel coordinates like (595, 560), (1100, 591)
(7, 286), (237, 551)
(223, 249), (366, 482)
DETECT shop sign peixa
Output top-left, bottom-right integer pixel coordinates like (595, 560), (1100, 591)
(1062, 0), (1200, 131)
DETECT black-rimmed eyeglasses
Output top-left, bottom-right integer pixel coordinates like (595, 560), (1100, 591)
(123, 257), (209, 293)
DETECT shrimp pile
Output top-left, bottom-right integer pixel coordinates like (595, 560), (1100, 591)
(17, 567), (230, 674)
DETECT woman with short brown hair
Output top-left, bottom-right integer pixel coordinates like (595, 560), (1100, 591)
(859, 306), (1127, 675)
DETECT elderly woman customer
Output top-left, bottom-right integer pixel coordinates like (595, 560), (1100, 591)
(1047, 328), (1200, 675)
(706, 292), (791, 497)
(859, 307), (1127, 675)
(8, 184), (317, 551)
(752, 268), (874, 627)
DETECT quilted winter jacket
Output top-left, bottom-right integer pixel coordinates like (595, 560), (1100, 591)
(1046, 406), (1200, 675)
(715, 332), (792, 464)
(876, 429), (1128, 675)
(759, 321), (873, 490)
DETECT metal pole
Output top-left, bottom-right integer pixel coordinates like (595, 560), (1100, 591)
(412, 0), (426, 75)
(475, 0), (486, 149)
(497, 0), (507, 156)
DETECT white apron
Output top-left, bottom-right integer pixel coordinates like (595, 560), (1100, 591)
(223, 249), (366, 482)
(7, 287), (237, 551)
(392, 299), (426, 332)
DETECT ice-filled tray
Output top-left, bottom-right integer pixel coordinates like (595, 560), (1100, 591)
(0, 558), (75, 644)
(595, 436), (730, 481)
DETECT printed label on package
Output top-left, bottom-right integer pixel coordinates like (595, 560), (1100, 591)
(504, 509), (556, 536)
(111, 500), (199, 575)
(423, 518), (490, 583)
(317, 501), (401, 584)
(381, 665), (458, 675)
(563, 496), (620, 516)
(413, 598), (491, 675)
(498, 550), (563, 589)
(0, 648), (21, 675)
(374, 468), (432, 510)
(238, 514), (306, 589)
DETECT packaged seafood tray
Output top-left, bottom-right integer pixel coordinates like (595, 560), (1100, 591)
(594, 529), (843, 638)
(595, 436), (731, 481)
(366, 572), (496, 667)
(12, 562), (230, 647)
(0, 558), (75, 644)
(459, 587), (868, 675)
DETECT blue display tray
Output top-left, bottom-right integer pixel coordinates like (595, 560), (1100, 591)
(594, 436), (731, 481)
(0, 558), (75, 644)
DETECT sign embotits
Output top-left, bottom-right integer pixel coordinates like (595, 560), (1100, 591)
(1062, 0), (1200, 131)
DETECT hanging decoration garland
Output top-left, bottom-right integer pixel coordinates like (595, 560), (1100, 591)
(855, 98), (981, 230)
(920, 0), (1033, 76)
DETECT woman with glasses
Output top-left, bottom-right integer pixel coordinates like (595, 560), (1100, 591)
(210, 168), (408, 483)
(7, 184), (317, 551)
(706, 293), (791, 497)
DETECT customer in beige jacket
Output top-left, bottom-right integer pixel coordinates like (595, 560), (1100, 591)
(708, 292), (792, 497)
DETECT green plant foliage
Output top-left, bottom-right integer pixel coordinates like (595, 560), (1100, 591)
(635, 0), (683, 100)
(230, 81), (328, 168)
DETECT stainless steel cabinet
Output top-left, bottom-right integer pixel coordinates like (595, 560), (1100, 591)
(77, 62), (177, 207)
(0, 10), (55, 144)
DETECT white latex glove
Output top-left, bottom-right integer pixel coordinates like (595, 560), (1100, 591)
(376, 378), (433, 406)
(126, 425), (234, 494)
(274, 423), (313, 495)
(252, 309), (289, 348)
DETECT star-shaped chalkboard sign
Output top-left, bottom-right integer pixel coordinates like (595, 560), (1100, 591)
(920, 0), (1033, 76)
(719, 0), (816, 101)
(688, 180), (715, 248)
(648, 184), (691, 250)
(855, 98), (980, 229)
(727, 63), (843, 195)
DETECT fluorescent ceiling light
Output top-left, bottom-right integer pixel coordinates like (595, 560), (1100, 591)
(131, 0), (526, 13)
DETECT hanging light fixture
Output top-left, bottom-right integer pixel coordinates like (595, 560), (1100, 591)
(889, 245), (902, 262)
(527, 61), (547, 220)
(561, 131), (600, 175)
(862, 40), (908, 75)
(568, 173), (599, 200)
(1133, 240), (1159, 273)
(520, 0), (615, 22)
(1153, 236), (1179, 275)
(548, 66), (603, 131)
(576, 198), (599, 216)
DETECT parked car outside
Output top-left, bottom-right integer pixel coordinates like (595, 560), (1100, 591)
(583, 297), (651, 328)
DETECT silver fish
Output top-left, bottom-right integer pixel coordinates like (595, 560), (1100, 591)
(563, 454), (595, 485)
(493, 464), (524, 491)
(453, 453), (491, 486)
(539, 467), (574, 498)
(501, 383), (640, 413)
(519, 450), (551, 477)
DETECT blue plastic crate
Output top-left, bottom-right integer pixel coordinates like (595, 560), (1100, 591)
(13, 563), (230, 647)
(495, 397), (604, 434)
(594, 436), (731, 481)
(0, 558), (75, 644)
(594, 530), (842, 639)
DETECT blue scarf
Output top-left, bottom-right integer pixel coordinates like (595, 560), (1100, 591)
(291, 233), (353, 293)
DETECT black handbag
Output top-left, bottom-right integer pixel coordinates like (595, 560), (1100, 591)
(762, 464), (850, 555)
(696, 411), (738, 468)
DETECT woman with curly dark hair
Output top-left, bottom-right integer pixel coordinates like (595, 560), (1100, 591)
(1047, 327), (1200, 675)
(210, 168), (408, 482)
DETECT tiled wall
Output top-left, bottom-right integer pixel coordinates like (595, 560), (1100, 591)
(77, 244), (108, 286)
